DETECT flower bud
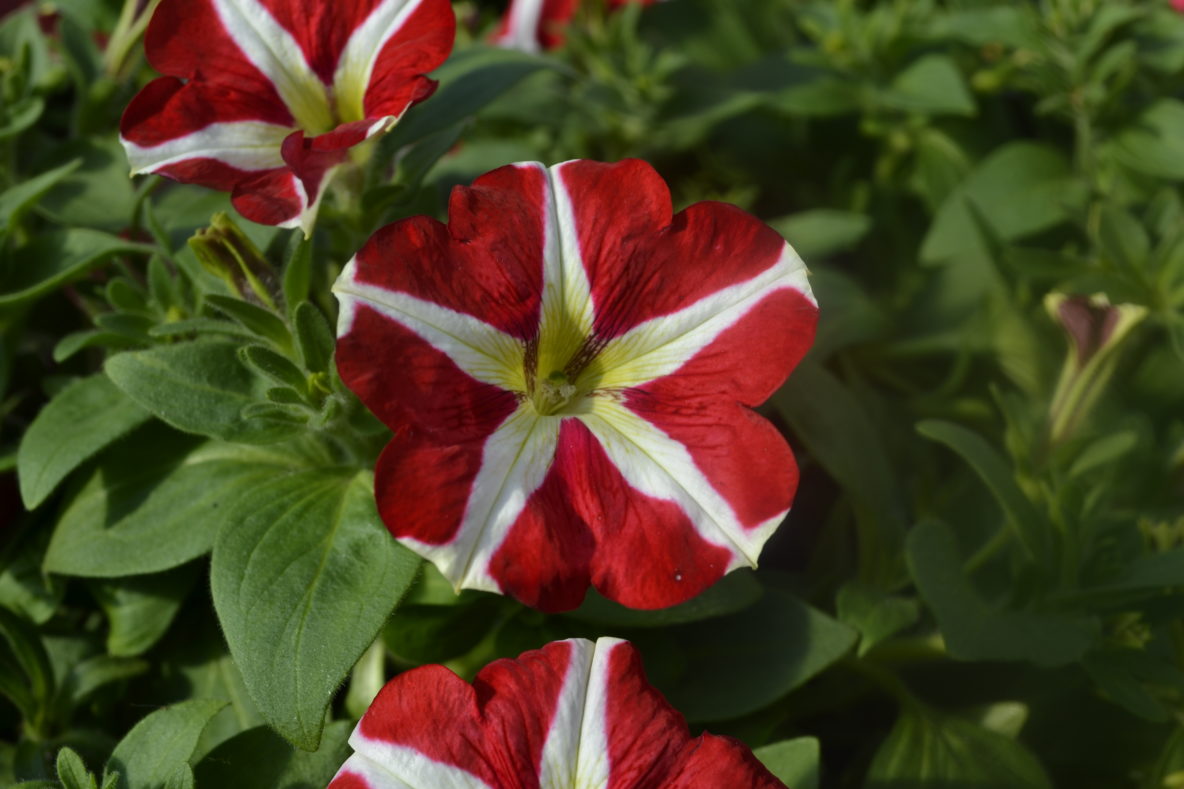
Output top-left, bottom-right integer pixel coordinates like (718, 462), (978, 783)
(1046, 292), (1146, 443)
(187, 213), (276, 309)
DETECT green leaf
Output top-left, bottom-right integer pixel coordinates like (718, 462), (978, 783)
(293, 302), (334, 374)
(56, 747), (96, 789)
(237, 346), (306, 394)
(18, 374), (150, 510)
(768, 210), (871, 260)
(193, 722), (351, 789)
(204, 295), (292, 351)
(104, 342), (296, 445)
(1112, 100), (1184, 180)
(1098, 206), (1151, 269)
(906, 520), (1096, 667)
(0, 230), (156, 307)
(34, 137), (138, 231)
(45, 435), (320, 578)
(567, 568), (762, 628)
(1067, 430), (1139, 478)
(836, 581), (920, 656)
(90, 568), (198, 657)
(384, 46), (557, 150)
(0, 159), (82, 239)
(920, 143), (1086, 266)
(773, 361), (907, 584)
(0, 529), (63, 624)
(280, 237), (311, 316)
(104, 700), (225, 789)
(383, 598), (501, 664)
(866, 706), (1052, 789)
(66, 655), (149, 710)
(916, 419), (1049, 561)
(753, 737), (819, 789)
(0, 606), (54, 731)
(885, 54), (976, 116)
(210, 470), (420, 749)
(645, 586), (856, 721)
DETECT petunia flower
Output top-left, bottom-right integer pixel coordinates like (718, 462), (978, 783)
(119, 0), (455, 235)
(334, 159), (817, 612)
(492, 0), (659, 53)
(329, 637), (787, 788)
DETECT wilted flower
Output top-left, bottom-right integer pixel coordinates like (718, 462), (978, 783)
(330, 637), (787, 788)
(119, 0), (454, 234)
(334, 159), (817, 611)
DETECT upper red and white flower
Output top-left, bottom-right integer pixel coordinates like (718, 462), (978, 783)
(334, 159), (817, 612)
(119, 0), (454, 234)
(492, 0), (659, 52)
(329, 637), (787, 788)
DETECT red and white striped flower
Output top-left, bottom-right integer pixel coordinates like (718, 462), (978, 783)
(329, 637), (787, 788)
(334, 159), (816, 612)
(119, 0), (454, 234)
(492, 0), (659, 52)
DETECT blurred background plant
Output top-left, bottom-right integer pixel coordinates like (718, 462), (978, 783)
(2, 0), (1184, 787)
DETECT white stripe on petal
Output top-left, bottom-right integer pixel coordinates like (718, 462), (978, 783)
(492, 0), (545, 53)
(537, 638), (618, 789)
(580, 400), (785, 567)
(334, 0), (428, 122)
(533, 161), (596, 377)
(211, 0), (334, 132)
(334, 258), (527, 393)
(596, 244), (814, 390)
(335, 733), (494, 789)
(401, 406), (560, 592)
(123, 120), (290, 175)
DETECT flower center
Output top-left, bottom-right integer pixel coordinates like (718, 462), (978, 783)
(531, 370), (581, 416)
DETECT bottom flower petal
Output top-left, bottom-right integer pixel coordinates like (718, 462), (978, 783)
(329, 638), (786, 789)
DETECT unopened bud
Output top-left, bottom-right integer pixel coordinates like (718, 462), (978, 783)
(1046, 292), (1146, 443)
(188, 213), (276, 309)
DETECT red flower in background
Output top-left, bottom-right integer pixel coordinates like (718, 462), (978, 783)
(119, 0), (454, 234)
(330, 638), (787, 788)
(493, 0), (660, 52)
(334, 159), (817, 612)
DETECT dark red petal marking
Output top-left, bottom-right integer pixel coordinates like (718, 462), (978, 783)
(144, 0), (291, 113)
(485, 417), (724, 606)
(557, 160), (789, 339)
(349, 165), (546, 339)
(120, 77), (293, 149)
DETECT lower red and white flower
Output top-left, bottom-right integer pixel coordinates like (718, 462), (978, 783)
(334, 159), (817, 612)
(329, 637), (786, 788)
(119, 0), (454, 234)
(492, 0), (659, 52)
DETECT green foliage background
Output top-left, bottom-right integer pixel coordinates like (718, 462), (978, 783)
(2, 0), (1184, 787)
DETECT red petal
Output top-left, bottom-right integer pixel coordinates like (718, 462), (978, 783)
(362, 0), (456, 118)
(557, 160), (791, 339)
(490, 419), (733, 611)
(347, 164), (547, 340)
(145, 0), (292, 113)
(121, 77), (292, 149)
(336, 282), (520, 436)
(231, 168), (304, 227)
